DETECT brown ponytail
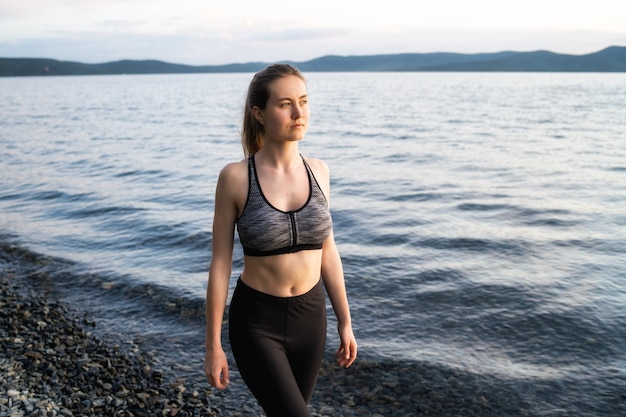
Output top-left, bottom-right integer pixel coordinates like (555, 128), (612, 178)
(241, 64), (306, 157)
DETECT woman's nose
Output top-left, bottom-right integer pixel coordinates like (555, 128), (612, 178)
(292, 104), (303, 118)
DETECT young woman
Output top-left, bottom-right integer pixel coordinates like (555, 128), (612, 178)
(204, 64), (357, 416)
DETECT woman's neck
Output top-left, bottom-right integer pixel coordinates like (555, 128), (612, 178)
(255, 142), (301, 169)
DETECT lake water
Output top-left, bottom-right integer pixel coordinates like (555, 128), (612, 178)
(1, 71), (625, 416)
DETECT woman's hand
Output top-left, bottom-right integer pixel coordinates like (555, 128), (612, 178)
(335, 323), (357, 368)
(204, 347), (230, 389)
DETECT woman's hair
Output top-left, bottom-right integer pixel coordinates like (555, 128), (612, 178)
(241, 64), (306, 157)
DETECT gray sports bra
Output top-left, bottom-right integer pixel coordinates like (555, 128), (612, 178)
(236, 155), (332, 256)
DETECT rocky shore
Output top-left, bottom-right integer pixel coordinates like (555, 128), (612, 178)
(1, 269), (530, 417)
(1, 272), (220, 417)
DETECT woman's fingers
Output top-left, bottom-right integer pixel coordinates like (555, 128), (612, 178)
(336, 339), (357, 368)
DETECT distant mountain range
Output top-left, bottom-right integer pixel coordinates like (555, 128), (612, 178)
(1, 46), (625, 76)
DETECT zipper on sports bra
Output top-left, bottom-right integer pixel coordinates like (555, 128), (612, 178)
(288, 211), (297, 252)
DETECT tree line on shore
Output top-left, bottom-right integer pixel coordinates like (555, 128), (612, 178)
(1, 46), (625, 76)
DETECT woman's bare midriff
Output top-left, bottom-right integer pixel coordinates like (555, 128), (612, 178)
(240, 249), (323, 297)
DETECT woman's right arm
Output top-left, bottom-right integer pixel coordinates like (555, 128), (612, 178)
(204, 163), (241, 389)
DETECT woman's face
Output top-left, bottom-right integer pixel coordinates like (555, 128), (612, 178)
(254, 75), (309, 144)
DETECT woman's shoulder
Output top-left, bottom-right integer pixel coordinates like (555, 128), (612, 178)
(302, 155), (329, 175)
(302, 155), (330, 191)
(218, 158), (248, 185)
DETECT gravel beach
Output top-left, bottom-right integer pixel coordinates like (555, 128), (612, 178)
(1, 267), (530, 417)
(1, 272), (220, 417)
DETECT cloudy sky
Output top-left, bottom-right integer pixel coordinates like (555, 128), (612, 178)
(1, 0), (625, 65)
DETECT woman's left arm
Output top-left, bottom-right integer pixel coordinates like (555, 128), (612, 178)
(321, 232), (358, 368)
(311, 156), (357, 368)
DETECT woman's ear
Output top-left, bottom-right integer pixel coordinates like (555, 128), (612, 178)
(252, 106), (264, 125)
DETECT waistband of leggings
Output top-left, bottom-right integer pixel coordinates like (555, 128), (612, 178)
(235, 277), (323, 304)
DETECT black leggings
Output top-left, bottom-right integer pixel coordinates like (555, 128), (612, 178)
(229, 278), (327, 417)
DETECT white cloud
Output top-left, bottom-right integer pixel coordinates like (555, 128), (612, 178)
(1, 0), (625, 64)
